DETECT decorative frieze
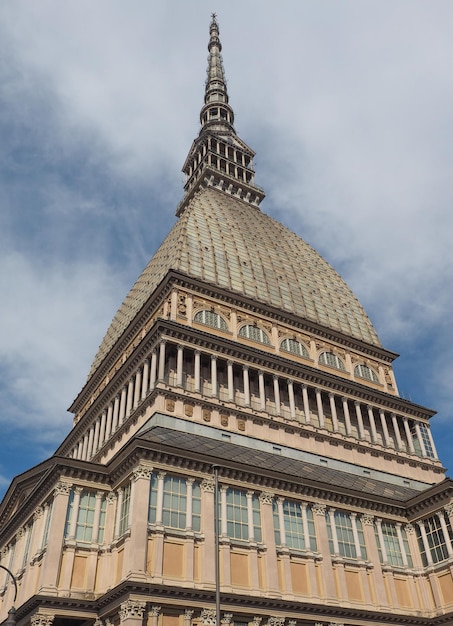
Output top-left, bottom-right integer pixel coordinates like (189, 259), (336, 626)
(267, 618), (285, 626)
(149, 606), (162, 618)
(221, 614), (233, 625)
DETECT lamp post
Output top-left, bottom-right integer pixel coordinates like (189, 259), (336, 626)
(0, 566), (17, 626)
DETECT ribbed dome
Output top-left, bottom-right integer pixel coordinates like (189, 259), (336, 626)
(90, 187), (380, 375)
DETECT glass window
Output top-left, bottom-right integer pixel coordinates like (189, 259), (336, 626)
(326, 510), (367, 559)
(238, 324), (270, 345)
(273, 500), (317, 551)
(194, 309), (228, 331)
(64, 489), (107, 543)
(417, 513), (453, 566)
(281, 338), (309, 358)
(354, 364), (379, 382)
(375, 521), (413, 567)
(222, 488), (262, 542)
(119, 483), (131, 536)
(149, 475), (201, 532)
(319, 352), (346, 371)
(412, 422), (436, 459)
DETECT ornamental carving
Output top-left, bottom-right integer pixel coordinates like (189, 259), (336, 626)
(166, 399), (175, 412)
(119, 600), (147, 621)
(312, 502), (326, 516)
(259, 491), (274, 505)
(107, 492), (117, 505)
(31, 615), (54, 626)
(149, 606), (162, 618)
(444, 503), (453, 517)
(133, 463), (153, 481)
(237, 419), (246, 431)
(288, 621), (296, 626)
(17, 527), (26, 538)
(252, 618), (262, 626)
(221, 614), (233, 625)
(220, 413), (229, 426)
(54, 481), (71, 496)
(201, 609), (216, 626)
(33, 506), (44, 520)
(267, 618), (285, 626)
(202, 409), (211, 422)
(405, 523), (415, 535)
(361, 513), (375, 526)
(184, 610), (194, 621)
(93, 620), (103, 626)
(185, 404), (194, 417)
(201, 478), (215, 493)
(177, 294), (187, 317)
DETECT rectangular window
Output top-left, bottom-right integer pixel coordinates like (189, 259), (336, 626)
(273, 500), (317, 551)
(222, 488), (261, 542)
(375, 521), (413, 568)
(149, 475), (201, 532)
(64, 490), (107, 543)
(417, 513), (453, 566)
(119, 482), (131, 536)
(326, 510), (367, 560)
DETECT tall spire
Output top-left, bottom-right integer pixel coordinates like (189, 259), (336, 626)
(200, 13), (235, 133)
(177, 15), (265, 216)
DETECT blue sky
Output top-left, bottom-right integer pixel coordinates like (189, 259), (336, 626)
(0, 1), (452, 497)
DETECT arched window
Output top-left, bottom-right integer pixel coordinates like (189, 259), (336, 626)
(354, 364), (379, 383)
(194, 310), (228, 331)
(281, 338), (309, 358)
(319, 351), (346, 371)
(238, 324), (271, 345)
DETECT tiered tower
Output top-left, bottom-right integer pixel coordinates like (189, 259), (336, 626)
(1, 15), (452, 626)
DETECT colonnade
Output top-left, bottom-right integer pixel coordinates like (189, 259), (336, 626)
(72, 340), (437, 463)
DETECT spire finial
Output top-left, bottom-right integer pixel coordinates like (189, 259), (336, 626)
(177, 15), (265, 215)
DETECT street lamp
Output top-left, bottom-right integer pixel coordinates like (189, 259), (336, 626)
(0, 566), (17, 626)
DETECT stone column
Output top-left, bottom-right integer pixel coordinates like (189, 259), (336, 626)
(246, 491), (255, 541)
(39, 482), (72, 594)
(367, 406), (378, 443)
(391, 413), (404, 450)
(379, 410), (391, 447)
(129, 463), (153, 576)
(158, 340), (166, 382)
(211, 355), (218, 397)
(302, 384), (311, 423)
(111, 395), (120, 433)
(177, 345), (184, 387)
(354, 402), (365, 440)
(150, 349), (157, 389)
(362, 513), (387, 606)
(155, 472), (166, 525)
(141, 358), (149, 398)
(227, 360), (234, 402)
(133, 369), (142, 408)
(258, 371), (266, 411)
(186, 478), (194, 530)
(312, 503), (336, 600)
(259, 491), (279, 593)
(126, 378), (134, 417)
(81, 433), (89, 460)
(91, 491), (105, 544)
(403, 417), (416, 454)
(92, 418), (101, 456)
(86, 427), (95, 460)
(99, 409), (108, 448)
(194, 350), (201, 393)
(119, 386), (127, 425)
(437, 511), (453, 557)
(243, 365), (250, 406)
(315, 388), (325, 428)
(342, 398), (352, 435)
(287, 380), (296, 419)
(417, 520), (433, 565)
(273, 375), (281, 416)
(395, 523), (409, 567)
(329, 393), (339, 432)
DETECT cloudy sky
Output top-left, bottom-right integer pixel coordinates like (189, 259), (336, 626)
(0, 1), (452, 497)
